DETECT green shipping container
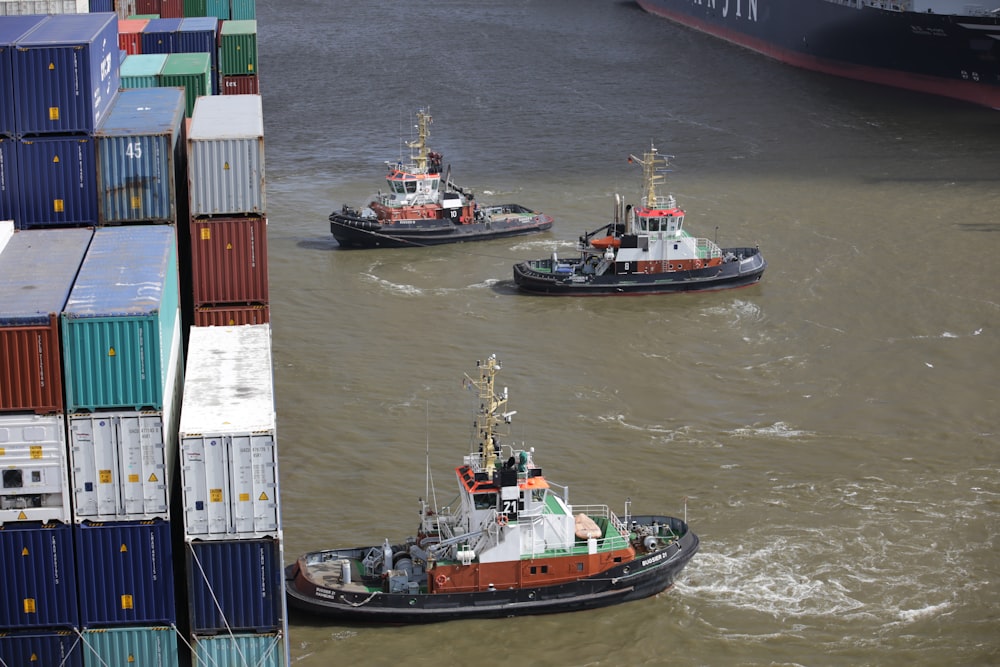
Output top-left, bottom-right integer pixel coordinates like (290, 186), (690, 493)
(230, 0), (256, 20)
(160, 52), (212, 117)
(193, 633), (286, 667)
(119, 53), (168, 89)
(219, 20), (258, 76)
(183, 0), (207, 16)
(82, 626), (179, 667)
(61, 226), (181, 413)
(205, 0), (229, 19)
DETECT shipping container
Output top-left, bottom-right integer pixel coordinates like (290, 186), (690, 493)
(160, 52), (211, 118)
(229, 0), (255, 21)
(220, 73), (259, 95)
(0, 15), (47, 137)
(119, 52), (167, 89)
(68, 317), (182, 522)
(16, 134), (98, 229)
(81, 626), (178, 667)
(158, 0), (182, 18)
(179, 324), (280, 540)
(74, 519), (176, 626)
(95, 87), (185, 225)
(183, 0), (206, 17)
(186, 537), (284, 633)
(192, 632), (286, 667)
(0, 629), (83, 667)
(0, 413), (71, 526)
(178, 16), (219, 94)
(0, 226), (93, 413)
(189, 215), (269, 306)
(0, 1), (88, 16)
(187, 94), (264, 216)
(0, 521), (79, 629)
(11, 12), (120, 136)
(114, 0), (138, 20)
(193, 303), (269, 327)
(135, 0), (159, 15)
(203, 0), (227, 20)
(218, 19), (256, 76)
(0, 137), (18, 225)
(117, 18), (149, 54)
(62, 225), (180, 412)
(139, 17), (180, 55)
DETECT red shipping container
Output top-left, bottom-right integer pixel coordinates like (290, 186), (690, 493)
(118, 19), (149, 55)
(193, 304), (270, 327)
(189, 215), (269, 307)
(159, 0), (184, 18)
(135, 0), (160, 14)
(0, 317), (63, 414)
(220, 74), (260, 95)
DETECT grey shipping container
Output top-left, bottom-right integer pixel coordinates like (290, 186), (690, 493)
(0, 413), (71, 526)
(61, 226), (180, 412)
(179, 324), (281, 540)
(187, 94), (265, 216)
(68, 316), (182, 522)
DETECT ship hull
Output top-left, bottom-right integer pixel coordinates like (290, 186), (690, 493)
(636, 0), (1000, 109)
(285, 516), (698, 624)
(330, 209), (553, 249)
(513, 246), (765, 296)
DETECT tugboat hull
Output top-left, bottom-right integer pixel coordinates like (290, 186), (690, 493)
(330, 209), (553, 249)
(513, 246), (765, 296)
(285, 515), (699, 624)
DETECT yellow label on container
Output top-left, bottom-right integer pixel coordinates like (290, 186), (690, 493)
(48, 106), (59, 120)
(209, 489), (223, 502)
(130, 195), (142, 209)
(30, 445), (42, 459)
(121, 594), (134, 610)
(53, 199), (64, 213)
(128, 474), (139, 483)
(148, 473), (159, 482)
(0, 447), (4, 456)
(200, 228), (211, 240)
(23, 598), (36, 613)
(99, 470), (112, 484)
(238, 493), (250, 502)
(258, 492), (269, 501)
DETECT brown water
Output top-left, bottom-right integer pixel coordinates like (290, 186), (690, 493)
(256, 1), (1000, 664)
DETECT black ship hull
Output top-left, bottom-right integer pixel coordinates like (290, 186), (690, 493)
(513, 246), (765, 296)
(285, 516), (699, 624)
(330, 209), (553, 249)
(636, 0), (1000, 109)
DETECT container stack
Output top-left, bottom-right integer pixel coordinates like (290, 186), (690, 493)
(0, 221), (90, 665)
(63, 225), (184, 663)
(178, 324), (288, 667)
(218, 18), (258, 94)
(186, 93), (269, 326)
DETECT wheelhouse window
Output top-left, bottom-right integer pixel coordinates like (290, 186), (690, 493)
(474, 493), (497, 510)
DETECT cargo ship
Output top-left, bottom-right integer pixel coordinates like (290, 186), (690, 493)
(634, 0), (1000, 110)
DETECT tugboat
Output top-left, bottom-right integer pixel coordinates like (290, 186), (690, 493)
(512, 145), (765, 295)
(285, 355), (698, 624)
(329, 109), (554, 248)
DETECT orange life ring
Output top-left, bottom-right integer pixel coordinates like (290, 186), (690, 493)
(435, 574), (447, 586)
(497, 514), (508, 526)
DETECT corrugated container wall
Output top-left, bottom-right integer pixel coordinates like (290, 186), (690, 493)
(16, 134), (98, 229)
(80, 626), (179, 667)
(74, 519), (176, 626)
(218, 19), (256, 76)
(193, 303), (269, 327)
(179, 324), (280, 540)
(0, 137), (19, 224)
(192, 633), (286, 667)
(139, 17), (180, 55)
(61, 225), (180, 412)
(203, 0), (229, 20)
(159, 0), (183, 17)
(0, 413), (71, 526)
(117, 18), (148, 55)
(0, 15), (47, 136)
(160, 51), (211, 118)
(229, 0), (256, 20)
(0, 629), (82, 667)
(177, 16), (218, 93)
(114, 0), (139, 20)
(135, 0), (160, 15)
(11, 12), (120, 136)
(68, 317), (183, 522)
(95, 87), (185, 225)
(118, 52), (166, 89)
(220, 73), (259, 95)
(186, 538), (284, 634)
(0, 521), (79, 629)
(187, 94), (265, 216)
(0, 226), (93, 413)
(190, 215), (269, 306)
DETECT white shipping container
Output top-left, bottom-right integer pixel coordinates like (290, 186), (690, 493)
(0, 0), (87, 15)
(68, 314), (183, 522)
(187, 94), (266, 216)
(179, 324), (281, 540)
(0, 413), (71, 525)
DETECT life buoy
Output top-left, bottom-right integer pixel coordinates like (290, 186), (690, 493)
(435, 574), (447, 586)
(497, 514), (508, 526)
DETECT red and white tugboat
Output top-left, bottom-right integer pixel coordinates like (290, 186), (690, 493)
(329, 109), (553, 248)
(285, 354), (698, 624)
(513, 145), (765, 295)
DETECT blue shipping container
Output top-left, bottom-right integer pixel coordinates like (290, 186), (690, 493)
(140, 18), (183, 55)
(0, 629), (83, 667)
(62, 225), (180, 412)
(0, 522), (79, 630)
(187, 538), (284, 634)
(95, 87), (185, 224)
(0, 136), (18, 225)
(193, 633), (286, 667)
(12, 13), (120, 136)
(178, 17), (220, 94)
(74, 520), (176, 627)
(16, 134), (98, 229)
(81, 626), (179, 667)
(0, 15), (48, 138)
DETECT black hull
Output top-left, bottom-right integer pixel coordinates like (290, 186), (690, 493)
(330, 210), (553, 249)
(636, 0), (1000, 109)
(286, 517), (699, 624)
(513, 247), (765, 296)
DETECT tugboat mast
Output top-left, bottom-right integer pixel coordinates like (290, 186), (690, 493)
(468, 354), (514, 476)
(407, 108), (432, 173)
(629, 145), (672, 209)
